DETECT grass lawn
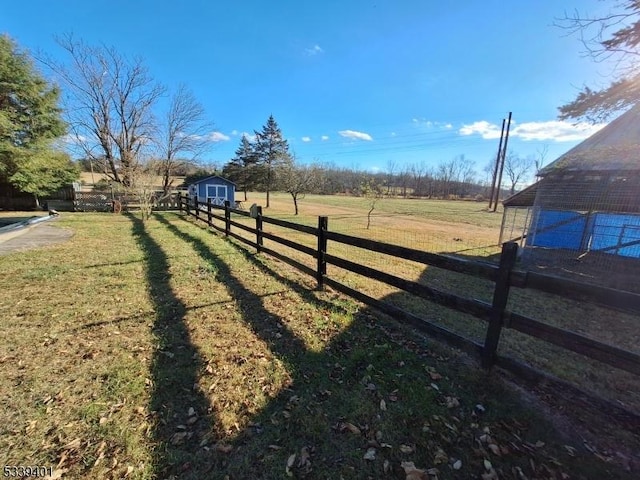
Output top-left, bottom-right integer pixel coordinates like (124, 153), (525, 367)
(0, 211), (636, 479)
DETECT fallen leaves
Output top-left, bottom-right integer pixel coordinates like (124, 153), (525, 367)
(426, 367), (442, 381)
(286, 446), (313, 476)
(399, 444), (414, 454)
(285, 453), (296, 477)
(342, 422), (361, 435)
(170, 431), (189, 445)
(481, 458), (499, 480)
(445, 396), (460, 409)
(433, 447), (448, 465)
(363, 447), (377, 461)
(401, 461), (436, 480)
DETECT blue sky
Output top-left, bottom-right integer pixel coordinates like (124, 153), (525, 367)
(1, 0), (616, 181)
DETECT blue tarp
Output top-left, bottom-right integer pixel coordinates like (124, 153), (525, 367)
(528, 209), (640, 259)
(528, 210), (586, 250)
(590, 213), (640, 258)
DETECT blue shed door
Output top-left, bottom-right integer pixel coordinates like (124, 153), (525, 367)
(206, 184), (227, 206)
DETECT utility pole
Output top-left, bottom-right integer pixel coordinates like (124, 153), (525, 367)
(488, 119), (506, 210)
(493, 112), (512, 213)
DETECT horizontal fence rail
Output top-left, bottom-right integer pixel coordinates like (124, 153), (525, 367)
(325, 230), (499, 281)
(325, 253), (493, 320)
(177, 194), (640, 396)
(510, 269), (640, 314)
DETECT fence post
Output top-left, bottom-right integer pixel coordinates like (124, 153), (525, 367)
(185, 194), (191, 216)
(178, 193), (182, 213)
(194, 197), (200, 222)
(256, 206), (263, 253)
(207, 199), (212, 227)
(317, 216), (328, 290)
(482, 241), (518, 368)
(224, 200), (231, 236)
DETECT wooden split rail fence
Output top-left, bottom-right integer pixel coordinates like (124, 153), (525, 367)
(179, 195), (640, 384)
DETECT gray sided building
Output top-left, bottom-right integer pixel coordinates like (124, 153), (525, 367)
(502, 106), (640, 267)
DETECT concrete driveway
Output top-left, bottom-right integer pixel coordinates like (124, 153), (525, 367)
(0, 221), (73, 256)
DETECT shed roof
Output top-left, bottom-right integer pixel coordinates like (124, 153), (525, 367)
(502, 174), (640, 212)
(539, 105), (640, 175)
(502, 181), (539, 207)
(188, 175), (236, 186)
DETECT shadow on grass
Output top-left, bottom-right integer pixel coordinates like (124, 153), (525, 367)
(72, 297), (273, 333)
(157, 211), (639, 479)
(152, 213), (454, 477)
(127, 214), (216, 478)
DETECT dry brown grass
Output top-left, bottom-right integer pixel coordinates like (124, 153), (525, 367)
(78, 172), (186, 189)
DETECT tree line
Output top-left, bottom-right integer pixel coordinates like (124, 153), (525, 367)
(219, 123), (536, 215)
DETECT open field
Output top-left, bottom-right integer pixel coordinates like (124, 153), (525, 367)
(241, 191), (505, 229)
(1, 212), (636, 479)
(236, 192), (504, 256)
(78, 172), (187, 189)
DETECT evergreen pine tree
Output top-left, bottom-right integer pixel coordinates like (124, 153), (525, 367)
(0, 34), (75, 205)
(223, 134), (260, 201)
(253, 115), (291, 208)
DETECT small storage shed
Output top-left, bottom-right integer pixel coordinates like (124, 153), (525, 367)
(502, 105), (640, 260)
(187, 175), (236, 207)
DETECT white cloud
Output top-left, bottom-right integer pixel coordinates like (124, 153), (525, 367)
(459, 121), (503, 139)
(207, 131), (231, 142)
(338, 129), (373, 141)
(321, 135), (329, 141)
(390, 132), (397, 136)
(231, 129), (239, 136)
(459, 120), (606, 142)
(305, 44), (324, 56)
(301, 136), (311, 142)
(512, 121), (605, 142)
(241, 132), (257, 142)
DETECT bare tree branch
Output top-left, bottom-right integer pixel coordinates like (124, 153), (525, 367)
(38, 34), (164, 185)
(156, 84), (211, 195)
(504, 152), (535, 195)
(556, 1), (640, 121)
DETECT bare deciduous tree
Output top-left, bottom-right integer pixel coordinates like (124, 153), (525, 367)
(436, 158), (459, 198)
(385, 159), (397, 195)
(361, 180), (384, 229)
(278, 158), (320, 215)
(157, 84), (211, 195)
(504, 152), (535, 195)
(128, 162), (160, 221)
(410, 162), (426, 197)
(535, 145), (549, 177)
(40, 34), (164, 186)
